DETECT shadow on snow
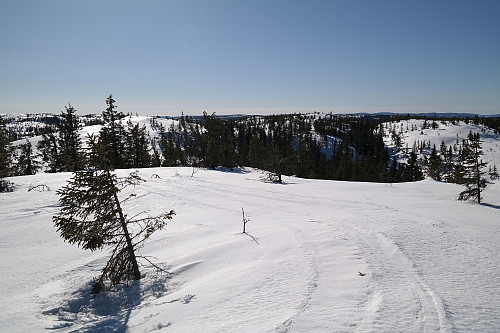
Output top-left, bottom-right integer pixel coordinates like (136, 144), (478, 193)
(43, 268), (172, 332)
(481, 202), (500, 210)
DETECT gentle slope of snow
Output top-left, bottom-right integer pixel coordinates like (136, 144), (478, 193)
(1, 167), (499, 332)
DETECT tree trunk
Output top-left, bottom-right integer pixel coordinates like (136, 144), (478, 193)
(108, 170), (141, 280)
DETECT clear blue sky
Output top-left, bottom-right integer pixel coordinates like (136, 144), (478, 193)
(1, 0), (499, 116)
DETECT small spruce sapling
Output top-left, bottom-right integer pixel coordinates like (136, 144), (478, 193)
(53, 168), (175, 292)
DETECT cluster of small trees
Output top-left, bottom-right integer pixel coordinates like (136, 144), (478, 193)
(419, 132), (494, 203)
(384, 119), (496, 203)
(38, 96), (152, 173)
(0, 115), (40, 180)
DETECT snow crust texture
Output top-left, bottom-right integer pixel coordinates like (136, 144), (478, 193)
(1, 167), (499, 332)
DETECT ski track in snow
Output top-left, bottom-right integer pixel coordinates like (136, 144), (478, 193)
(151, 172), (448, 332)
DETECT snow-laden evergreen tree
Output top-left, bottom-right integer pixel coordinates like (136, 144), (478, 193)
(53, 168), (175, 292)
(458, 132), (488, 203)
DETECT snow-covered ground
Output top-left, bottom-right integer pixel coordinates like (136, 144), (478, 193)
(1, 167), (499, 332)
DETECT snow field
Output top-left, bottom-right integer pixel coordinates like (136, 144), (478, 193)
(1, 167), (499, 332)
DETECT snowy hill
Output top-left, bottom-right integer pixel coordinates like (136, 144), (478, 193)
(5, 113), (500, 179)
(1, 167), (500, 332)
(382, 119), (500, 173)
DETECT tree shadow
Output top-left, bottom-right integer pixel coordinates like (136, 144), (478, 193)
(212, 166), (251, 174)
(481, 202), (500, 210)
(43, 268), (172, 332)
(243, 232), (260, 245)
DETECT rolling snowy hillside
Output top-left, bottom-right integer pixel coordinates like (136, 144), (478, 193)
(5, 114), (500, 179)
(382, 118), (500, 171)
(1, 167), (499, 332)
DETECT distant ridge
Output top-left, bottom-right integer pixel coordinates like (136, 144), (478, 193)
(351, 112), (500, 118)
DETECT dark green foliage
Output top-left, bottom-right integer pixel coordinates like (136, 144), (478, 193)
(159, 125), (180, 167)
(202, 112), (237, 169)
(36, 104), (84, 173)
(150, 144), (162, 167)
(0, 115), (13, 179)
(425, 145), (443, 181)
(16, 139), (39, 175)
(99, 95), (128, 169)
(450, 145), (468, 185)
(37, 126), (62, 173)
(248, 136), (286, 182)
(125, 120), (151, 168)
(222, 113), (390, 181)
(489, 165), (499, 180)
(53, 168), (175, 291)
(458, 133), (488, 203)
(404, 151), (424, 182)
(94, 96), (156, 169)
(58, 104), (85, 172)
(0, 178), (13, 192)
(0, 116), (14, 192)
(86, 133), (109, 169)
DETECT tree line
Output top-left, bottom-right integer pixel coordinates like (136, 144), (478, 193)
(1, 96), (498, 202)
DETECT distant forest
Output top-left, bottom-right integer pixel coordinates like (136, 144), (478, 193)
(1, 95), (499, 187)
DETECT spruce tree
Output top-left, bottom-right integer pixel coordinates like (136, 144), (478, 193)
(37, 126), (61, 173)
(99, 95), (127, 169)
(58, 104), (84, 171)
(458, 133), (487, 203)
(450, 145), (467, 184)
(221, 125), (237, 169)
(404, 150), (424, 181)
(425, 145), (443, 181)
(53, 168), (175, 292)
(203, 112), (223, 168)
(125, 120), (151, 168)
(160, 131), (178, 167)
(0, 116), (12, 176)
(0, 115), (14, 191)
(150, 144), (162, 167)
(16, 139), (39, 175)
(490, 165), (499, 181)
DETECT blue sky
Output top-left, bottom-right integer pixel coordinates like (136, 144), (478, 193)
(1, 0), (499, 116)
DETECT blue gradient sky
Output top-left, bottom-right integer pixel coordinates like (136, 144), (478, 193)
(1, 0), (499, 116)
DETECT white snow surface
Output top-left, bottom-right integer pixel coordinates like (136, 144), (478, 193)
(1, 167), (500, 332)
